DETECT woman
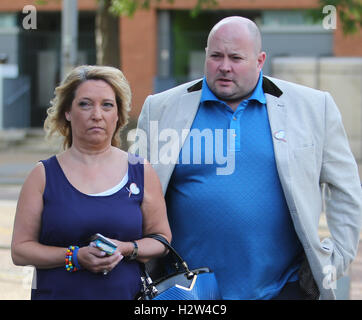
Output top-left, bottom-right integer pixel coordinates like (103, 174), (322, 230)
(11, 65), (171, 300)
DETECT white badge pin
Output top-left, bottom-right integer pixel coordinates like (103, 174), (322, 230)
(274, 130), (286, 142)
(127, 183), (140, 197)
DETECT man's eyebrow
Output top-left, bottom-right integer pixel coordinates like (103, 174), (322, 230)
(209, 50), (222, 54)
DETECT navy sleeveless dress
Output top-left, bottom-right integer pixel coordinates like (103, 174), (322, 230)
(31, 154), (144, 300)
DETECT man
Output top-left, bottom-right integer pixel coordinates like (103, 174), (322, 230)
(135, 16), (362, 299)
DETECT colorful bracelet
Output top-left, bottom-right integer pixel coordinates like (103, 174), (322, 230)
(65, 245), (81, 272)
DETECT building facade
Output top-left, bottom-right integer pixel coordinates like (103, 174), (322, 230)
(0, 0), (361, 125)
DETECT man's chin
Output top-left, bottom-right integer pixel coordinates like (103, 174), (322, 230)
(215, 89), (252, 104)
(215, 92), (242, 103)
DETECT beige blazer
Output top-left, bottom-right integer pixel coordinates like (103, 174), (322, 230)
(136, 76), (362, 299)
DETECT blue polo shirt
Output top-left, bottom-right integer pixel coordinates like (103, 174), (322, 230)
(165, 72), (303, 299)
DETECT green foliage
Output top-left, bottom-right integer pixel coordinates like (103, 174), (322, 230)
(109, 0), (158, 16)
(34, 0), (60, 5)
(308, 0), (362, 34)
(109, 0), (218, 17)
(189, 0), (218, 17)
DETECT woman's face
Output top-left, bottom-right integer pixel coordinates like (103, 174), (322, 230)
(65, 80), (119, 148)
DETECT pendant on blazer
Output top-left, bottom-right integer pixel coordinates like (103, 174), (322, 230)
(274, 130), (286, 142)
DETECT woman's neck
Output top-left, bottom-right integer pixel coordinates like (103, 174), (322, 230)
(67, 143), (114, 165)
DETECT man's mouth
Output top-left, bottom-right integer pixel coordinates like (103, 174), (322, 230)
(217, 78), (233, 85)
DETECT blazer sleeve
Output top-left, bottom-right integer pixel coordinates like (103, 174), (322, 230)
(320, 91), (362, 277)
(134, 95), (152, 161)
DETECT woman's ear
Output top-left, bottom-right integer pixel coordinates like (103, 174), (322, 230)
(65, 112), (71, 122)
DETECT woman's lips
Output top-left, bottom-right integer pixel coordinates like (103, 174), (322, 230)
(89, 127), (105, 132)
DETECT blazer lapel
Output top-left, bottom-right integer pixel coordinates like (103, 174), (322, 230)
(175, 90), (202, 146)
(266, 93), (297, 214)
(155, 89), (201, 193)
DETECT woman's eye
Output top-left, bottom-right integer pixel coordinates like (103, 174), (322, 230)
(79, 101), (91, 107)
(103, 102), (114, 108)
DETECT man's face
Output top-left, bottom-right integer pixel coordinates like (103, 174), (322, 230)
(204, 24), (266, 108)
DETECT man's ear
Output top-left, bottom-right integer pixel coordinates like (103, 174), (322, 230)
(257, 51), (266, 71)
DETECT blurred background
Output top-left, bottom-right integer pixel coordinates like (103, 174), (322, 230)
(0, 0), (361, 300)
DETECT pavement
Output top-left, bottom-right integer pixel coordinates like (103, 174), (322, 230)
(0, 129), (58, 299)
(0, 128), (361, 300)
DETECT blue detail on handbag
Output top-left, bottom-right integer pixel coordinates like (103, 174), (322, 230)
(136, 234), (221, 300)
(153, 272), (221, 300)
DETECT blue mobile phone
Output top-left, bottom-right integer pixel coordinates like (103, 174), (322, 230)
(90, 233), (117, 255)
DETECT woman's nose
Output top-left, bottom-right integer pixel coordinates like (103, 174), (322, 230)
(91, 105), (102, 119)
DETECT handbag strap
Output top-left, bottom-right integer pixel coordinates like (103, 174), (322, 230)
(144, 234), (193, 276)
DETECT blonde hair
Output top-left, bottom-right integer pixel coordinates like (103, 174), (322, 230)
(44, 65), (131, 149)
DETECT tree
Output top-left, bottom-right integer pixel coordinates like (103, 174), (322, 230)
(98, 0), (217, 67)
(35, 0), (217, 67)
(96, 0), (120, 67)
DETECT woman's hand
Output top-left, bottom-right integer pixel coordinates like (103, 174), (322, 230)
(77, 245), (123, 274)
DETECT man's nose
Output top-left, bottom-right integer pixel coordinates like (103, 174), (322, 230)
(219, 58), (231, 73)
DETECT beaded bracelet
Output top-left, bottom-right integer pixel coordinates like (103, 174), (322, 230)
(65, 245), (81, 272)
